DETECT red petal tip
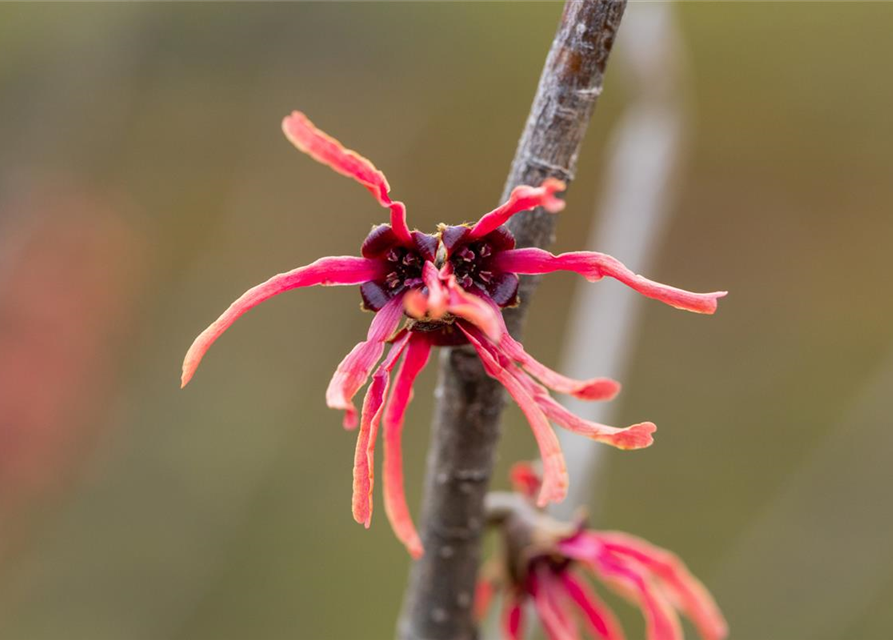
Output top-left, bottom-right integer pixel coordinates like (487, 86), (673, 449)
(575, 378), (621, 401)
(541, 178), (567, 214)
(613, 422), (657, 450)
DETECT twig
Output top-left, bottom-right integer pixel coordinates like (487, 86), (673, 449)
(396, 2), (628, 638)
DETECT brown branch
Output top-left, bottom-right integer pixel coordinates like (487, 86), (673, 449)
(396, 2), (628, 639)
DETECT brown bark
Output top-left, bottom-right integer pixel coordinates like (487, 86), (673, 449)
(397, 2), (628, 638)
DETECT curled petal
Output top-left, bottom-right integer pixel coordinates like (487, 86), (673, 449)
(182, 256), (382, 388)
(493, 248), (726, 315)
(469, 178), (566, 240)
(515, 372), (655, 450)
(597, 533), (728, 640)
(461, 326), (567, 506)
(383, 334), (432, 558)
(447, 278), (502, 343)
(326, 295), (405, 428)
(560, 572), (626, 640)
(282, 111), (412, 243)
(352, 333), (410, 528)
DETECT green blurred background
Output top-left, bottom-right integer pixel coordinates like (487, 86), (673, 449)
(1, 2), (892, 639)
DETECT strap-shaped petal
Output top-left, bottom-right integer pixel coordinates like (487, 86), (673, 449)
(352, 332), (410, 528)
(485, 301), (620, 400)
(326, 295), (406, 428)
(468, 178), (566, 240)
(531, 567), (581, 640)
(382, 333), (432, 558)
(493, 248), (727, 314)
(502, 594), (525, 640)
(182, 256), (382, 388)
(592, 553), (683, 640)
(283, 111), (412, 243)
(597, 532), (728, 640)
(461, 325), (568, 507)
(513, 370), (655, 451)
(446, 277), (502, 343)
(560, 571), (626, 640)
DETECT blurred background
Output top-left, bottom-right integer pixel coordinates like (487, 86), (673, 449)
(1, 2), (892, 639)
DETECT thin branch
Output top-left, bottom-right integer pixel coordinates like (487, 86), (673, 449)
(396, 2), (628, 639)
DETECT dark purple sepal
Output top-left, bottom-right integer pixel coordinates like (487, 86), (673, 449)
(440, 225), (470, 255)
(412, 231), (439, 262)
(361, 224), (401, 259)
(360, 281), (392, 311)
(480, 226), (516, 253)
(485, 272), (520, 307)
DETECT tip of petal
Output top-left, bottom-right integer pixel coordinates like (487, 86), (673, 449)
(180, 348), (201, 389)
(690, 291), (728, 315)
(404, 290), (428, 319)
(342, 407), (359, 430)
(574, 378), (621, 401)
(408, 541), (425, 560)
(612, 422), (657, 450)
(541, 178), (567, 214)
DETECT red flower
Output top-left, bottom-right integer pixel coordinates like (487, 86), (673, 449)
(181, 112), (726, 558)
(477, 463), (728, 640)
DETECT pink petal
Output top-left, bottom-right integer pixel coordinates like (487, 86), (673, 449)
(591, 552), (683, 640)
(403, 289), (428, 320)
(532, 567), (581, 640)
(282, 111), (412, 243)
(474, 578), (496, 621)
(502, 594), (525, 640)
(182, 256), (382, 388)
(492, 314), (619, 401)
(597, 533), (728, 640)
(514, 372), (655, 451)
(560, 571), (626, 640)
(352, 333), (410, 528)
(382, 333), (432, 559)
(493, 248), (727, 315)
(461, 326), (568, 507)
(326, 295), (405, 429)
(469, 178), (566, 240)
(422, 261), (448, 319)
(447, 278), (502, 343)
(509, 461), (542, 499)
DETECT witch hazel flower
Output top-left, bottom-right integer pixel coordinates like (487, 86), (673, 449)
(181, 111), (726, 558)
(477, 462), (728, 640)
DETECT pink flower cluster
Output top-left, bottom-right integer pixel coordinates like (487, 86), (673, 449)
(182, 112), (725, 558)
(477, 463), (728, 640)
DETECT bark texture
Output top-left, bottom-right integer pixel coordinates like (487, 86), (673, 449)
(397, 2), (627, 638)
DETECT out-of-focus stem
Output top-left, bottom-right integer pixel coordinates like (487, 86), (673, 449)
(552, 1), (691, 519)
(396, 2), (627, 639)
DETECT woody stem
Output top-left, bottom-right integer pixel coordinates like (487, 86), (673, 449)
(396, 2), (628, 639)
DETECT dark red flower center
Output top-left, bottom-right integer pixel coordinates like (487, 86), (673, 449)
(449, 240), (495, 290)
(359, 224), (438, 311)
(442, 225), (520, 308)
(383, 246), (423, 291)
